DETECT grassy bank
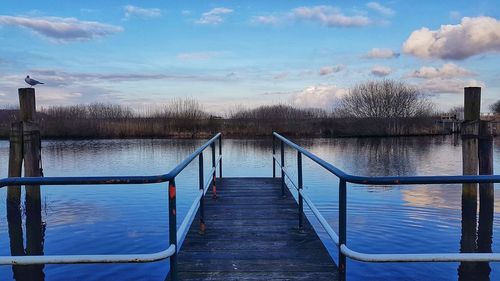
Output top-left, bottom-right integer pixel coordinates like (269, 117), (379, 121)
(0, 105), (447, 139)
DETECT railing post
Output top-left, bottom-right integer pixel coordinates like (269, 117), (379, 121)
(298, 151), (303, 231)
(272, 135), (276, 178)
(338, 179), (347, 281)
(198, 153), (205, 234)
(211, 142), (217, 199)
(280, 140), (285, 197)
(218, 135), (222, 178)
(168, 178), (178, 281)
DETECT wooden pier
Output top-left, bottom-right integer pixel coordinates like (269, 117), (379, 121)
(177, 177), (338, 280)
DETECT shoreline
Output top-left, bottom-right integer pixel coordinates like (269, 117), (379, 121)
(0, 132), (460, 141)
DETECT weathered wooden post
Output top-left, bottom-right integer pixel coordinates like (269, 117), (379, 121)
(462, 87), (480, 179)
(476, 120), (494, 278)
(478, 121), (494, 237)
(7, 88), (45, 278)
(24, 122), (44, 258)
(458, 87), (480, 279)
(19, 88), (36, 121)
(7, 122), (23, 214)
(16, 88), (43, 222)
(7, 121), (25, 280)
(461, 86), (480, 203)
(8, 88), (41, 218)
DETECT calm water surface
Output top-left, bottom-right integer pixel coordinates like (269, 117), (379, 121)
(0, 136), (499, 281)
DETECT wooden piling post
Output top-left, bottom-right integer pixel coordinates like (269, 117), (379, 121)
(19, 88), (36, 122)
(478, 121), (494, 209)
(17, 88), (43, 225)
(477, 121), (494, 234)
(7, 122), (23, 213)
(458, 87), (481, 277)
(476, 120), (494, 278)
(23, 122), (42, 176)
(461, 87), (480, 203)
(7, 88), (44, 278)
(462, 87), (480, 173)
(6, 122), (25, 280)
(461, 86), (481, 199)
(18, 88), (44, 247)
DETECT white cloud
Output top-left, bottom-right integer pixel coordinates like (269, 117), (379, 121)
(408, 63), (474, 79)
(196, 8), (233, 25)
(363, 48), (400, 59)
(371, 66), (392, 77)
(124, 5), (161, 18)
(176, 52), (218, 61)
(0, 15), (123, 42)
(251, 15), (280, 25)
(366, 2), (395, 16)
(417, 78), (485, 94)
(292, 85), (348, 108)
(403, 16), (500, 60)
(319, 64), (345, 75)
(292, 6), (370, 27)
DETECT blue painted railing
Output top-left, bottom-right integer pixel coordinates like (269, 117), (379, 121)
(273, 132), (500, 281)
(0, 133), (223, 281)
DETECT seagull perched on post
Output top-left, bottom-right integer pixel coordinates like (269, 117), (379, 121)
(25, 75), (44, 87)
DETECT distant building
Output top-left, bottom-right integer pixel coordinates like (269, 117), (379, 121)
(440, 112), (463, 121)
(439, 112), (463, 133)
(481, 113), (500, 136)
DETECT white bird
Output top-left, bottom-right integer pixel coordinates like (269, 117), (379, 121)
(25, 75), (44, 87)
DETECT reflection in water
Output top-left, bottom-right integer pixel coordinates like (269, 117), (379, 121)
(458, 184), (494, 281)
(331, 137), (436, 177)
(7, 185), (45, 281)
(6, 186), (24, 280)
(458, 182), (478, 281)
(477, 179), (494, 280)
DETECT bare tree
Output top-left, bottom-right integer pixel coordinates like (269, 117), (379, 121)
(42, 103), (133, 119)
(448, 106), (464, 115)
(337, 80), (434, 118)
(153, 98), (207, 119)
(87, 103), (134, 119)
(490, 100), (500, 114)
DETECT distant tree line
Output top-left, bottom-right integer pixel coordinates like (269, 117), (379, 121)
(0, 80), (451, 138)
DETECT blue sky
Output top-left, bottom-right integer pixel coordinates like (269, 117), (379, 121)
(0, 1), (499, 113)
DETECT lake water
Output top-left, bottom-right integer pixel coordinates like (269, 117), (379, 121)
(0, 136), (499, 281)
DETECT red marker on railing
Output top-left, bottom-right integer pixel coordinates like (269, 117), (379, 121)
(212, 175), (217, 199)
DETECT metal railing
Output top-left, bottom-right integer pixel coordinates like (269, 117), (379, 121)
(0, 133), (223, 281)
(272, 132), (500, 280)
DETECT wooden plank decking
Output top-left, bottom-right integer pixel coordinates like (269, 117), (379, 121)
(177, 177), (338, 280)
